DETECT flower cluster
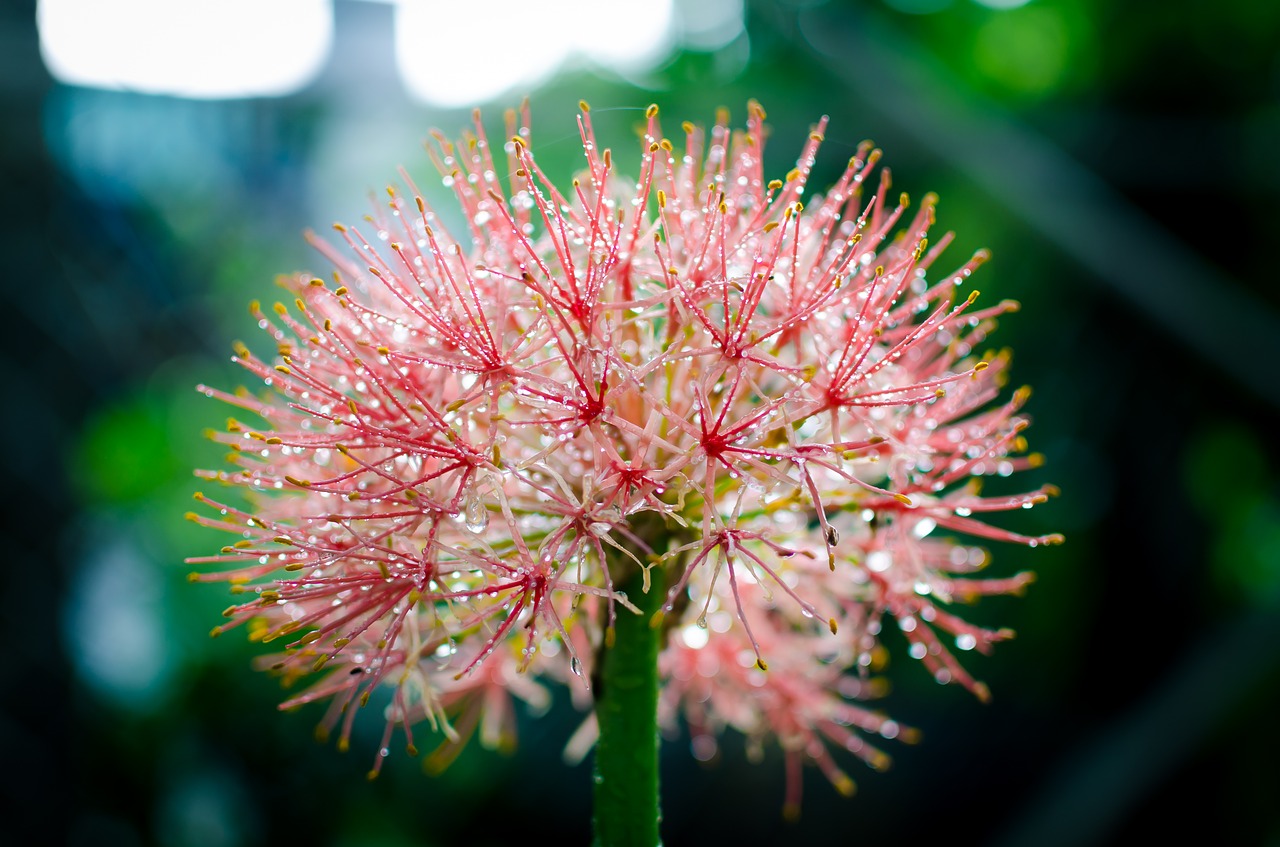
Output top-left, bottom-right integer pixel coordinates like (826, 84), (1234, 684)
(188, 101), (1059, 805)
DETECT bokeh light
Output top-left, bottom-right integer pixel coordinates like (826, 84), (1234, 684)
(37, 0), (333, 99)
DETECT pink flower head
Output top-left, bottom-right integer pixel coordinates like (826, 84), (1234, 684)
(189, 101), (1060, 802)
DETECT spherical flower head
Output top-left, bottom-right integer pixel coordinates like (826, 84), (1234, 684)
(189, 100), (1060, 802)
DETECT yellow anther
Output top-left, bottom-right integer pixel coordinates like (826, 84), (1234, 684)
(755, 658), (769, 672)
(333, 223), (346, 233)
(284, 475), (311, 487)
(763, 221), (779, 233)
(645, 103), (659, 118)
(767, 179), (783, 191)
(659, 138), (672, 152)
(786, 168), (801, 182)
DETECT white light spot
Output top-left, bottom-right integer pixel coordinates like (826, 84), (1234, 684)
(681, 624), (709, 649)
(38, 0), (333, 99)
(396, 0), (676, 107)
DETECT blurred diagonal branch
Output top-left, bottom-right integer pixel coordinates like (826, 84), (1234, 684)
(994, 605), (1280, 847)
(796, 7), (1280, 411)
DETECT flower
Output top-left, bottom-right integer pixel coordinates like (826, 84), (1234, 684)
(188, 100), (1060, 804)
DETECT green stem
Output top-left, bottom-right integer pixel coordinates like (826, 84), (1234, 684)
(593, 563), (667, 847)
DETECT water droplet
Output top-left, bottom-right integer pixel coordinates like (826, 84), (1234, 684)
(462, 491), (488, 533)
(912, 518), (937, 539)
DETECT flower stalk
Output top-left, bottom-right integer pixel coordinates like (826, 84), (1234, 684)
(593, 560), (666, 847)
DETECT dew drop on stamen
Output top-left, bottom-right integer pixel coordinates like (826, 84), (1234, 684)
(461, 491), (488, 534)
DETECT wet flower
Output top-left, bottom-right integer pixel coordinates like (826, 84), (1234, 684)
(188, 100), (1059, 807)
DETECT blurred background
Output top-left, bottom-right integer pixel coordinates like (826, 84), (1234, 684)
(3, 0), (1279, 844)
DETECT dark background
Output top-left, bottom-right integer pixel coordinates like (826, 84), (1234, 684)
(3, 1), (1279, 845)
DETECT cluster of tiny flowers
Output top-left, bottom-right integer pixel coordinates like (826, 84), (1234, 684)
(188, 101), (1059, 808)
